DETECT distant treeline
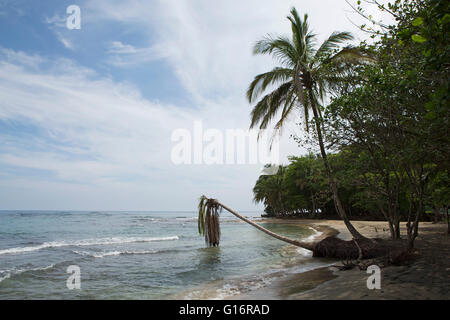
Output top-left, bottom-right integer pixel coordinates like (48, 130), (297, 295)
(254, 153), (448, 222)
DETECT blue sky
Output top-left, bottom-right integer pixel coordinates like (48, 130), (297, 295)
(0, 0), (386, 210)
(0, 0), (190, 105)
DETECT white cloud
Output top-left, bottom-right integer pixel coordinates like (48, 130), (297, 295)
(86, 0), (369, 103)
(1, 0), (375, 210)
(56, 32), (74, 49)
(106, 41), (167, 67)
(0, 48), (302, 210)
(109, 41), (138, 54)
(45, 13), (75, 50)
(0, 48), (43, 68)
(45, 14), (66, 28)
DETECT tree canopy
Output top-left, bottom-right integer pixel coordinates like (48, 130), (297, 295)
(252, 0), (450, 245)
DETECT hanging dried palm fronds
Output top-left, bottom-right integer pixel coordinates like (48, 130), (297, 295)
(198, 196), (221, 247)
(198, 195), (314, 249)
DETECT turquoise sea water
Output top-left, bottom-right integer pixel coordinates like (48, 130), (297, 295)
(0, 211), (329, 299)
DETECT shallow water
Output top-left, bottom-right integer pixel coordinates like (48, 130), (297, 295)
(0, 211), (328, 299)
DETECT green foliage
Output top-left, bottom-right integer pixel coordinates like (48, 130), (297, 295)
(411, 34), (427, 42)
(426, 170), (450, 209)
(253, 153), (388, 218)
(252, 0), (449, 229)
(412, 17), (424, 26)
(322, 0), (449, 239)
(253, 165), (288, 215)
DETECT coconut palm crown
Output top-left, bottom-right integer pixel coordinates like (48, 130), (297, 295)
(247, 8), (373, 239)
(247, 7), (373, 132)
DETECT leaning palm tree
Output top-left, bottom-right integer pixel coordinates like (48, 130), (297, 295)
(247, 8), (372, 239)
(197, 195), (395, 260)
(198, 195), (315, 251)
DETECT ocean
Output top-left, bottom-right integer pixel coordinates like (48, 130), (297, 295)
(0, 210), (330, 299)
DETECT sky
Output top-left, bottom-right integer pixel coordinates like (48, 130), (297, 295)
(0, 0), (388, 211)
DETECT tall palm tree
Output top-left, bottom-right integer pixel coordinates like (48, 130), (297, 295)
(247, 8), (371, 239)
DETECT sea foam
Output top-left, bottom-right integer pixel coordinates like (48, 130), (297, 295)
(0, 264), (55, 283)
(73, 249), (159, 258)
(0, 236), (179, 256)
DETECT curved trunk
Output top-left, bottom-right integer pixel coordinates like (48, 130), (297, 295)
(200, 198), (391, 260)
(306, 88), (366, 240)
(216, 200), (315, 251)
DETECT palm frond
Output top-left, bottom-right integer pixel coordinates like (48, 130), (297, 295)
(324, 46), (376, 65)
(287, 9), (315, 62)
(250, 81), (294, 130)
(248, 7), (358, 144)
(247, 67), (293, 103)
(253, 36), (297, 67)
(314, 31), (354, 61)
(205, 200), (221, 247)
(304, 97), (310, 131)
(302, 89), (311, 131)
(316, 78), (326, 101)
(198, 195), (207, 235)
(316, 46), (375, 91)
(198, 197), (222, 247)
(287, 8), (305, 57)
(271, 90), (297, 144)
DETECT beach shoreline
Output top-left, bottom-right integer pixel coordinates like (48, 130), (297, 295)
(229, 219), (450, 300)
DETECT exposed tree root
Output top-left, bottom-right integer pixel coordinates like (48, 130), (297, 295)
(312, 237), (388, 259)
(311, 236), (419, 269)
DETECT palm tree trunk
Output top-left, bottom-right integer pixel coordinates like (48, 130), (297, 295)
(215, 199), (315, 251)
(307, 88), (366, 240)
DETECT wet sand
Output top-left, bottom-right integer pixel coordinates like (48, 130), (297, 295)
(231, 220), (450, 300)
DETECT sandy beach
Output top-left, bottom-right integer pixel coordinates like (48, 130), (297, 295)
(231, 219), (450, 300)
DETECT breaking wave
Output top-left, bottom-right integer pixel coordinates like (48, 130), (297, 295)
(0, 236), (179, 256)
(73, 249), (160, 258)
(0, 264), (55, 283)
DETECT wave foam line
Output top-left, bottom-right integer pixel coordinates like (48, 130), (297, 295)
(296, 227), (323, 257)
(0, 236), (179, 256)
(0, 264), (55, 283)
(0, 273), (11, 283)
(303, 227), (323, 242)
(73, 249), (159, 258)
